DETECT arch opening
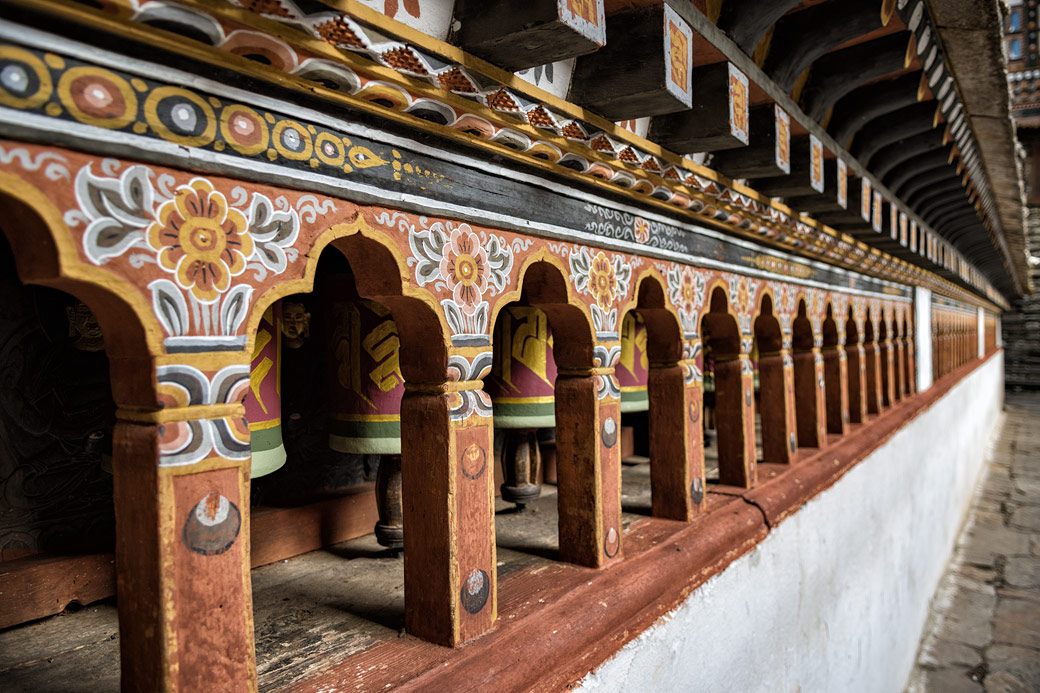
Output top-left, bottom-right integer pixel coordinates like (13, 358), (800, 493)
(700, 286), (755, 488)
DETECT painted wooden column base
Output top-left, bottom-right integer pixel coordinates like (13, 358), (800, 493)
(555, 371), (623, 568)
(758, 351), (796, 464)
(713, 354), (756, 488)
(647, 363), (705, 521)
(113, 416), (256, 692)
(400, 384), (496, 647)
(822, 346), (849, 435)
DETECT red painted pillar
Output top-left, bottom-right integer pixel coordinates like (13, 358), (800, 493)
(714, 353), (756, 487)
(864, 341), (882, 415)
(793, 346), (827, 447)
(893, 339), (905, 400)
(845, 343), (868, 423)
(879, 337), (895, 407)
(115, 355), (256, 691)
(904, 336), (916, 394)
(758, 349), (796, 463)
(822, 343), (848, 434)
(648, 354), (706, 520)
(555, 364), (623, 567)
(401, 349), (497, 645)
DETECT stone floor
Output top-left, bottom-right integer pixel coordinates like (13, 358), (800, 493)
(908, 390), (1040, 692)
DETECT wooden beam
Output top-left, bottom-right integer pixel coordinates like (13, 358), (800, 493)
(648, 62), (749, 153)
(813, 172), (872, 226)
(716, 0), (802, 53)
(800, 31), (913, 121)
(569, 3), (693, 119)
(867, 129), (945, 179)
(885, 147), (955, 192)
(827, 73), (923, 148)
(896, 166), (961, 202)
(0, 553), (116, 630)
(920, 190), (972, 224)
(905, 178), (964, 210)
(709, 103), (790, 177)
(452, 0), (606, 71)
(763, 0), (887, 91)
(850, 101), (940, 163)
(751, 136), (833, 199)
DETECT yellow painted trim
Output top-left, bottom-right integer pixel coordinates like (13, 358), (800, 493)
(329, 413), (400, 422)
(492, 395), (555, 404)
(117, 403), (246, 423)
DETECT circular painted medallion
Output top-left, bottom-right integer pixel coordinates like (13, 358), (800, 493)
(272, 119), (313, 160)
(603, 526), (620, 558)
(687, 398), (700, 424)
(314, 131), (346, 166)
(58, 66), (136, 129)
(601, 416), (617, 448)
(182, 492), (241, 556)
(144, 86), (215, 146)
(0, 47), (52, 110)
(460, 568), (490, 614)
(690, 476), (703, 505)
(460, 442), (487, 480)
(220, 104), (269, 155)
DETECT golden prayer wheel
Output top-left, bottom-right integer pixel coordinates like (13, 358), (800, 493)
(486, 305), (556, 507)
(244, 302), (287, 479)
(328, 293), (405, 548)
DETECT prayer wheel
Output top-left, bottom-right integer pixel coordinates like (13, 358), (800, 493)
(486, 305), (557, 507)
(617, 311), (649, 413)
(244, 302), (287, 478)
(328, 293), (405, 548)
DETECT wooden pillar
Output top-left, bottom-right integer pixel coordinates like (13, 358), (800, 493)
(864, 340), (882, 415)
(845, 343), (868, 423)
(793, 347), (827, 447)
(879, 336), (895, 407)
(893, 338), (905, 399)
(758, 350), (797, 463)
(555, 367), (623, 567)
(400, 356), (496, 646)
(714, 353), (757, 487)
(904, 335), (916, 395)
(935, 324), (944, 380)
(822, 343), (848, 435)
(115, 355), (256, 691)
(648, 355), (706, 520)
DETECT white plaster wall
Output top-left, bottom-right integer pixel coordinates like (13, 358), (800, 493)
(579, 354), (1004, 693)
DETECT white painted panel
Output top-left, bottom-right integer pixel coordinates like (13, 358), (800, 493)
(916, 287), (933, 393)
